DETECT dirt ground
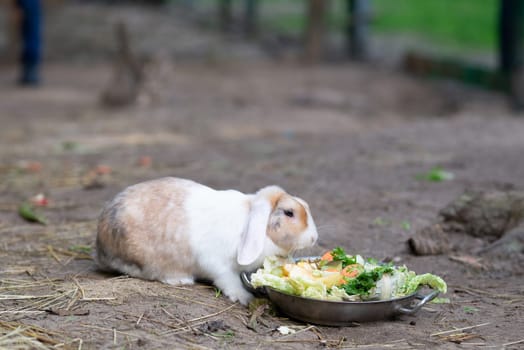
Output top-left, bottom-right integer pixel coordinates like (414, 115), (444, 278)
(1, 3), (524, 350)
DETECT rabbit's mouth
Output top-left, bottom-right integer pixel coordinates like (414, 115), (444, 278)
(286, 237), (318, 257)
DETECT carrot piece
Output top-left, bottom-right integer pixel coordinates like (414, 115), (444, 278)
(324, 268), (339, 273)
(321, 251), (333, 262)
(341, 265), (360, 278)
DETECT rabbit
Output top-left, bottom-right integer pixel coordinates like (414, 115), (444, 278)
(95, 177), (318, 305)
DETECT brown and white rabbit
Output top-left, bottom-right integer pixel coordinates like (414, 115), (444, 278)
(95, 177), (318, 305)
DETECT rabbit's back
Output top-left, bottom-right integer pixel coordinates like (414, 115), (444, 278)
(96, 177), (198, 282)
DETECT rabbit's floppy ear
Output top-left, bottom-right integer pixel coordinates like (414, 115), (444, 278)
(237, 199), (270, 266)
(237, 186), (283, 266)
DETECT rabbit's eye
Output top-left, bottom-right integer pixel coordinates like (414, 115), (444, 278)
(284, 209), (294, 218)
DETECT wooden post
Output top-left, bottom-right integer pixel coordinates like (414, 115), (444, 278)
(498, 0), (524, 110)
(2, 2), (21, 64)
(347, 0), (370, 60)
(304, 0), (327, 63)
(243, 0), (258, 37)
(100, 21), (144, 107)
(219, 0), (233, 33)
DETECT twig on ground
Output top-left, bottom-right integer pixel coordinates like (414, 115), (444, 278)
(46, 246), (63, 265)
(0, 320), (68, 347)
(81, 324), (166, 346)
(48, 246), (93, 260)
(0, 327), (51, 350)
(453, 286), (524, 301)
(167, 293), (230, 309)
(182, 303), (238, 325)
(503, 338), (524, 347)
(72, 337), (83, 350)
(430, 322), (490, 337)
(136, 312), (145, 326)
(440, 332), (484, 343)
(72, 277), (86, 299)
(337, 339), (412, 349)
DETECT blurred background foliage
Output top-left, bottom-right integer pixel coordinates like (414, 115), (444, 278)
(184, 0), (497, 51)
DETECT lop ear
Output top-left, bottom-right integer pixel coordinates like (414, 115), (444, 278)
(237, 199), (272, 266)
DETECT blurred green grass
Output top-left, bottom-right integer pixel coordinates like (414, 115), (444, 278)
(371, 0), (497, 50)
(189, 0), (498, 51)
(261, 0), (498, 51)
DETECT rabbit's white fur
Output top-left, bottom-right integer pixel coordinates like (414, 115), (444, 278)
(96, 177), (318, 305)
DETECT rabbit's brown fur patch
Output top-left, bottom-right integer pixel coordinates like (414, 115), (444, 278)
(96, 178), (196, 281)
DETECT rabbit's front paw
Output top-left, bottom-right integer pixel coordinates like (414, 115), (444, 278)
(215, 275), (254, 305)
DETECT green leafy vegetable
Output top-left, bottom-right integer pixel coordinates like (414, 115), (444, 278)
(366, 257), (379, 265)
(330, 247), (357, 267)
(343, 270), (381, 295)
(342, 265), (393, 296)
(18, 203), (47, 225)
(416, 167), (455, 182)
(404, 273), (448, 295)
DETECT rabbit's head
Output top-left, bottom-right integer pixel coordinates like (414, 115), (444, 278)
(237, 186), (318, 266)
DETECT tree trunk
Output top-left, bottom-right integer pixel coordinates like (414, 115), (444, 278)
(244, 0), (258, 37)
(347, 0), (370, 60)
(304, 0), (327, 63)
(498, 0), (524, 110)
(219, 0), (233, 33)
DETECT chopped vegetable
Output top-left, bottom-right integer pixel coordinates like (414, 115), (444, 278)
(69, 245), (92, 254)
(18, 203), (47, 225)
(416, 167), (455, 182)
(329, 247), (357, 267)
(30, 193), (49, 207)
(321, 251), (333, 262)
(250, 247), (447, 302)
(343, 270), (381, 296)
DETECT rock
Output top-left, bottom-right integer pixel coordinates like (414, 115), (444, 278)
(439, 190), (524, 241)
(479, 224), (524, 256)
(407, 224), (449, 256)
(408, 190), (524, 259)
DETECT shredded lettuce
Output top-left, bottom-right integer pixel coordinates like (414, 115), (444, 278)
(250, 248), (447, 302)
(250, 270), (295, 295)
(404, 273), (447, 295)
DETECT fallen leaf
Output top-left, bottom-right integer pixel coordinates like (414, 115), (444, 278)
(137, 156), (152, 168)
(30, 193), (49, 207)
(68, 245), (92, 254)
(449, 255), (485, 270)
(95, 165), (112, 175)
(18, 203), (47, 225)
(416, 167), (454, 182)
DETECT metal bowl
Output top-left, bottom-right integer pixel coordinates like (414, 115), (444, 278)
(240, 268), (439, 326)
